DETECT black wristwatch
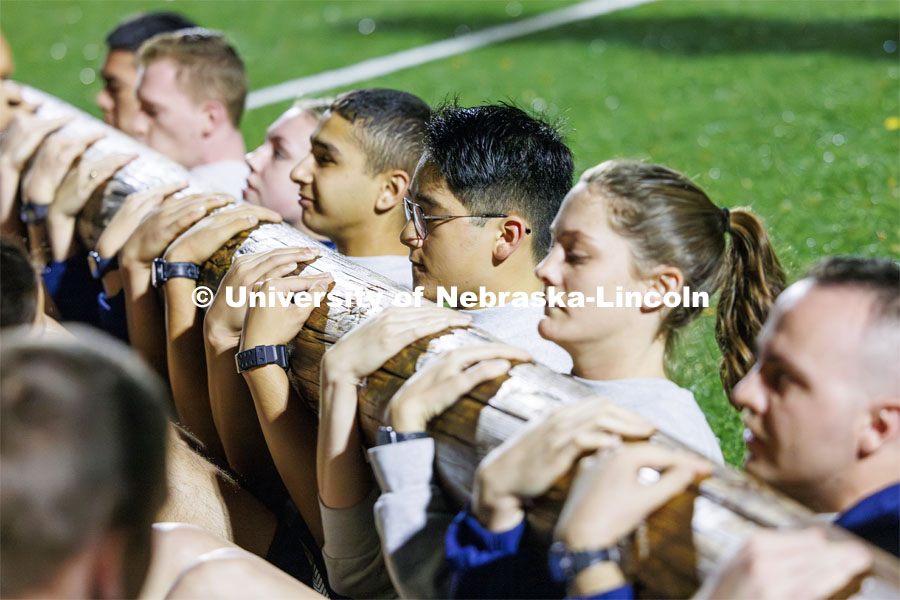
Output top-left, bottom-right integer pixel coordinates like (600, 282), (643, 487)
(235, 345), (290, 373)
(20, 202), (49, 224)
(87, 251), (119, 280)
(376, 426), (429, 446)
(548, 540), (622, 586)
(151, 257), (201, 288)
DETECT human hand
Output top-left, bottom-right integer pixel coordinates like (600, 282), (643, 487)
(0, 112), (70, 171)
(163, 204), (281, 264)
(699, 528), (872, 600)
(120, 193), (233, 270)
(554, 443), (712, 551)
(50, 152), (136, 218)
(472, 399), (656, 532)
(0, 80), (39, 131)
(240, 272), (335, 349)
(204, 246), (319, 349)
(320, 305), (472, 389)
(389, 343), (532, 432)
(95, 181), (188, 259)
(21, 131), (104, 205)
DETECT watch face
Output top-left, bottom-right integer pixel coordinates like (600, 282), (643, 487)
(151, 258), (165, 288)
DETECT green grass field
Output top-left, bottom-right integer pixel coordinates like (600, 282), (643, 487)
(3, 0), (898, 465)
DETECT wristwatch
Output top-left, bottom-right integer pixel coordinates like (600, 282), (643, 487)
(376, 426), (429, 446)
(87, 251), (119, 280)
(235, 345), (290, 373)
(548, 540), (622, 586)
(151, 257), (201, 288)
(19, 202), (49, 224)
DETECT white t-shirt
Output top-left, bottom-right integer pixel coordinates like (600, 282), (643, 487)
(575, 376), (724, 464)
(347, 254), (413, 289)
(468, 304), (573, 374)
(190, 160), (250, 201)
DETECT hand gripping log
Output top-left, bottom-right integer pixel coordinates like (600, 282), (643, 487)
(21, 85), (898, 599)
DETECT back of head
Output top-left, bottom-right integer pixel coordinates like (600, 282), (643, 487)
(0, 327), (169, 598)
(139, 28), (246, 127)
(581, 159), (786, 394)
(805, 255), (900, 399)
(329, 88), (430, 177)
(423, 102), (574, 261)
(105, 11), (196, 53)
(0, 236), (38, 328)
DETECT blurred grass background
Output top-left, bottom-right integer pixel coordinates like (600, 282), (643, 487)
(3, 0), (898, 465)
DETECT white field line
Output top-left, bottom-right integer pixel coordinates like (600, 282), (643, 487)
(246, 0), (650, 110)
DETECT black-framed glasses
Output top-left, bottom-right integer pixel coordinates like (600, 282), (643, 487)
(403, 196), (531, 240)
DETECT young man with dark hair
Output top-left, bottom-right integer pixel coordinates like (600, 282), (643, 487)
(402, 102), (574, 370)
(135, 28), (248, 198)
(96, 11), (196, 137)
(290, 88), (430, 287)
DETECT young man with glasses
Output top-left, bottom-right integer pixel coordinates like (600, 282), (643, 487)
(400, 102), (574, 371)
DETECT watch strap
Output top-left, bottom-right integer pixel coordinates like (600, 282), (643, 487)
(235, 345), (290, 373)
(548, 540), (621, 585)
(20, 202), (50, 224)
(376, 426), (429, 446)
(87, 251), (119, 280)
(151, 257), (201, 287)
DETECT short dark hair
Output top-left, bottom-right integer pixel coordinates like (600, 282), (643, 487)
(422, 102), (574, 261)
(329, 88), (431, 177)
(0, 327), (170, 598)
(105, 11), (196, 53)
(0, 236), (38, 328)
(806, 255), (900, 325)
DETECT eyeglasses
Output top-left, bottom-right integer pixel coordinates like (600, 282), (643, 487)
(403, 196), (531, 241)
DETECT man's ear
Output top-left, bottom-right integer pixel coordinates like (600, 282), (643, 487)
(492, 216), (530, 263)
(858, 401), (900, 456)
(639, 264), (685, 314)
(374, 169), (410, 213)
(199, 100), (229, 137)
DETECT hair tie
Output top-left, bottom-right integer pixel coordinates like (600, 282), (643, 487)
(721, 206), (731, 234)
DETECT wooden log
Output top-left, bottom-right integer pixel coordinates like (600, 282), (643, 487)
(24, 86), (899, 598)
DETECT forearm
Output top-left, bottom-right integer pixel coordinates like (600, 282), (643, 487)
(26, 222), (50, 266)
(121, 263), (168, 376)
(243, 365), (322, 545)
(317, 371), (374, 509)
(164, 279), (223, 460)
(205, 331), (277, 481)
(45, 209), (78, 262)
(0, 159), (21, 235)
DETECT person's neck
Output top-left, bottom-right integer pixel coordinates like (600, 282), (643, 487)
(333, 218), (407, 257)
(190, 127), (246, 167)
(789, 446), (900, 514)
(568, 328), (667, 381)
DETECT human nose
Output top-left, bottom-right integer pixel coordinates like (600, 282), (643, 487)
(400, 215), (423, 249)
(290, 153), (313, 185)
(730, 364), (767, 414)
(246, 145), (266, 174)
(535, 245), (562, 288)
(96, 88), (113, 112)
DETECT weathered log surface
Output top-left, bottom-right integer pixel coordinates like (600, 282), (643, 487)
(25, 86), (899, 598)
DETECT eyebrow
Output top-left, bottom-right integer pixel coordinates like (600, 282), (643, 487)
(412, 191), (439, 210)
(311, 138), (340, 157)
(761, 348), (811, 388)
